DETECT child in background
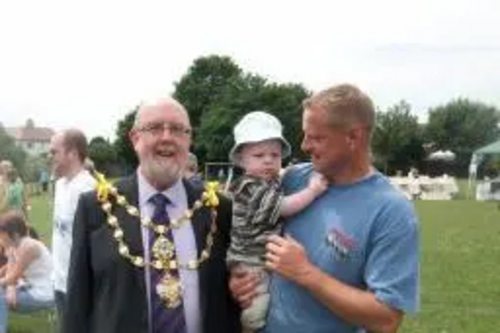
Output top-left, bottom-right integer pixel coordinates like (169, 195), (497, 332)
(226, 111), (328, 332)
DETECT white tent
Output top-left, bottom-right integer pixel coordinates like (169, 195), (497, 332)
(468, 139), (500, 198)
(428, 150), (456, 162)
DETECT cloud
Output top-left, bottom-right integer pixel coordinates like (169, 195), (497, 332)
(0, 0), (499, 138)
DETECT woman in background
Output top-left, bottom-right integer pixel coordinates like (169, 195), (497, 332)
(0, 211), (54, 333)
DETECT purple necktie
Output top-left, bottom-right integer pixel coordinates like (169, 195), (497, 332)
(149, 193), (186, 333)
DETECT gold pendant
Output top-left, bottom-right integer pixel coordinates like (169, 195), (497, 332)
(156, 274), (183, 308)
(152, 235), (175, 262)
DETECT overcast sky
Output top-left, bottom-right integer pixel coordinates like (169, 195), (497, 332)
(1, 0), (499, 139)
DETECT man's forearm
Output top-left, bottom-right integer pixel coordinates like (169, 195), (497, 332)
(298, 265), (402, 333)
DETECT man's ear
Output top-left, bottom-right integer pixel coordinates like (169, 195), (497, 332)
(347, 125), (367, 148)
(129, 128), (138, 146)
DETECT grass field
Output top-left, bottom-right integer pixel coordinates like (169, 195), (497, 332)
(7, 184), (500, 332)
(402, 200), (500, 332)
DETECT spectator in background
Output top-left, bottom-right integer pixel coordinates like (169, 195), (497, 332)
(0, 162), (29, 216)
(39, 169), (50, 194)
(0, 165), (7, 214)
(0, 161), (6, 262)
(5, 168), (28, 217)
(83, 158), (95, 175)
(49, 129), (96, 323)
(0, 211), (54, 333)
(184, 152), (204, 190)
(408, 167), (422, 200)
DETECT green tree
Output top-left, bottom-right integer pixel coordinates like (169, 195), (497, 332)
(425, 98), (500, 175)
(426, 98), (500, 153)
(89, 136), (118, 173)
(256, 82), (309, 160)
(114, 55), (308, 167)
(195, 74), (308, 162)
(113, 107), (138, 169)
(23, 154), (49, 183)
(372, 100), (424, 174)
(174, 55), (242, 130)
(0, 125), (27, 175)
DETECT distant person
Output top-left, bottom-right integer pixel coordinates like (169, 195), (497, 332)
(5, 168), (27, 217)
(0, 163), (7, 263)
(48, 129), (96, 322)
(227, 111), (328, 331)
(83, 158), (96, 175)
(39, 169), (50, 193)
(184, 152), (204, 190)
(1, 162), (29, 217)
(218, 168), (226, 183)
(0, 162), (12, 174)
(408, 167), (421, 200)
(0, 211), (54, 333)
(0, 165), (7, 214)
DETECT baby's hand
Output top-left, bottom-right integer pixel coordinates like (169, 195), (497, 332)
(308, 172), (328, 196)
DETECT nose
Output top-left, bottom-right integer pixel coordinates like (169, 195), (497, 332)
(158, 126), (176, 142)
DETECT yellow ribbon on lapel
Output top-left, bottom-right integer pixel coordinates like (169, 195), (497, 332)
(94, 171), (111, 202)
(202, 181), (220, 207)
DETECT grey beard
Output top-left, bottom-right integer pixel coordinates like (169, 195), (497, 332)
(142, 160), (182, 191)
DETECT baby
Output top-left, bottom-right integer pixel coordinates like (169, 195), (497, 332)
(226, 111), (327, 332)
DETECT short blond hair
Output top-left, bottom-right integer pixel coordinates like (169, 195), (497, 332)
(303, 84), (375, 135)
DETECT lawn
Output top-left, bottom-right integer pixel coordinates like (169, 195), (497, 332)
(7, 187), (500, 332)
(401, 200), (500, 332)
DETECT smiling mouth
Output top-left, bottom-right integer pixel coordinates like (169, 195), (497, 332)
(155, 148), (176, 158)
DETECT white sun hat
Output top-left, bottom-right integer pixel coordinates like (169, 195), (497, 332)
(229, 111), (291, 161)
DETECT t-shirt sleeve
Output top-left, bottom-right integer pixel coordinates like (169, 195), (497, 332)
(364, 198), (420, 314)
(281, 164), (311, 195)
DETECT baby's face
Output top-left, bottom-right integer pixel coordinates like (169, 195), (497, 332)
(239, 140), (282, 181)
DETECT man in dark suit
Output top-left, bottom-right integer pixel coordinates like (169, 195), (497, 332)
(62, 98), (241, 333)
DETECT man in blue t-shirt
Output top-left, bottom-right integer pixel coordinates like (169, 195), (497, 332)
(230, 84), (419, 333)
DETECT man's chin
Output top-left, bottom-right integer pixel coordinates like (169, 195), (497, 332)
(144, 164), (182, 189)
(52, 169), (63, 179)
(311, 159), (323, 170)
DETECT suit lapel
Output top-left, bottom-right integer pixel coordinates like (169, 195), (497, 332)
(184, 179), (211, 316)
(184, 179), (209, 256)
(114, 175), (147, 293)
(115, 175), (143, 253)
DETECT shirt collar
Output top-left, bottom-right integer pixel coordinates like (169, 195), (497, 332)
(137, 169), (184, 208)
(62, 168), (90, 185)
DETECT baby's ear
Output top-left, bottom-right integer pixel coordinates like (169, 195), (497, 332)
(232, 154), (242, 167)
(233, 146), (249, 167)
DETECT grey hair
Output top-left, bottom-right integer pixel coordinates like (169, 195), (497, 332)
(133, 97), (189, 129)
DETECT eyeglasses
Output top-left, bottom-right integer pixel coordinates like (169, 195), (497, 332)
(136, 122), (192, 138)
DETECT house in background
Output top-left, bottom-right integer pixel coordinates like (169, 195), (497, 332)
(6, 119), (55, 156)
